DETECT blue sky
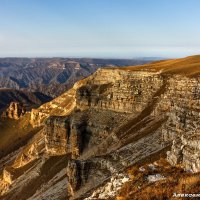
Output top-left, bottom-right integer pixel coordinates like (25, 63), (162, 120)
(0, 0), (200, 58)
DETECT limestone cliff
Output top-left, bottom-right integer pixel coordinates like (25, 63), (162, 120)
(0, 55), (199, 200)
(165, 76), (200, 172)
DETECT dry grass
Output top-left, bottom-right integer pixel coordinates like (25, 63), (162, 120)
(117, 158), (200, 200)
(116, 55), (200, 77)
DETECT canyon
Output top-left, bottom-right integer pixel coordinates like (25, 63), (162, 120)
(0, 58), (153, 98)
(0, 55), (199, 199)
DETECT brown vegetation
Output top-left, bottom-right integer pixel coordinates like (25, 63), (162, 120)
(117, 158), (200, 200)
(117, 55), (200, 77)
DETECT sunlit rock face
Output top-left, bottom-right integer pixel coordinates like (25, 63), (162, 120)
(76, 69), (164, 114)
(1, 102), (26, 120)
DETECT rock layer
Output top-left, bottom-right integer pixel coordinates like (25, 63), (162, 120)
(165, 76), (200, 172)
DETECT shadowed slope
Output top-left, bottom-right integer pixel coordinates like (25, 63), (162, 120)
(0, 89), (52, 113)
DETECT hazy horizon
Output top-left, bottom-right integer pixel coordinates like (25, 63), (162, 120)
(0, 0), (200, 58)
(0, 56), (168, 59)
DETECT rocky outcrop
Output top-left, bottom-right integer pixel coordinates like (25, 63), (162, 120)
(1, 102), (26, 120)
(67, 160), (91, 196)
(44, 116), (83, 158)
(0, 89), (52, 115)
(0, 179), (9, 196)
(30, 79), (85, 127)
(66, 158), (117, 199)
(3, 168), (13, 185)
(44, 116), (69, 155)
(76, 70), (163, 113)
(165, 76), (200, 172)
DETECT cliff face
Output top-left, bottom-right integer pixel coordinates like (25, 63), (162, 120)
(165, 77), (200, 172)
(44, 116), (69, 155)
(30, 69), (163, 126)
(76, 70), (163, 113)
(30, 79), (85, 127)
(0, 55), (199, 200)
(44, 116), (83, 158)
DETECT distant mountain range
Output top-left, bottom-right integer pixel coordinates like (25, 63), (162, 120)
(0, 57), (156, 97)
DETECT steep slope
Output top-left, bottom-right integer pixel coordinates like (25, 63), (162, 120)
(0, 55), (199, 200)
